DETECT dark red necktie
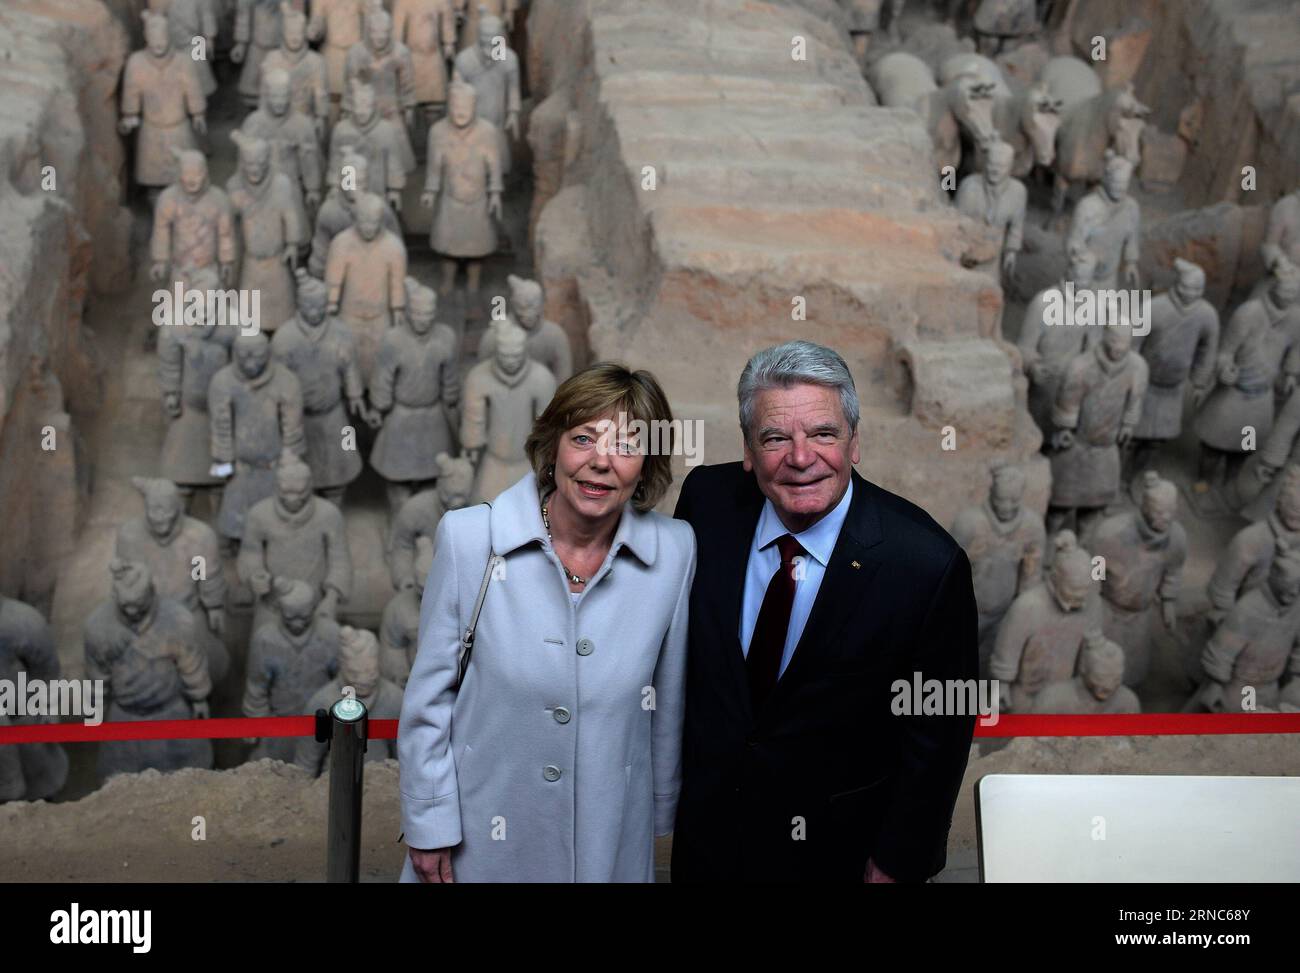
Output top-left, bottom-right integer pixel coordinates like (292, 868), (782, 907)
(747, 533), (805, 705)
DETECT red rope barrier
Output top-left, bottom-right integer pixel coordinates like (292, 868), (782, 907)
(0, 717), (399, 744)
(0, 713), (1297, 745)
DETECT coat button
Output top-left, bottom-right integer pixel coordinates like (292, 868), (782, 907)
(543, 765), (562, 782)
(576, 638), (594, 656)
(553, 706), (571, 724)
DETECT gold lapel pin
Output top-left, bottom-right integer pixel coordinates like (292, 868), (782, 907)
(850, 560), (861, 569)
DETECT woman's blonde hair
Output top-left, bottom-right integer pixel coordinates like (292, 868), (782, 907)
(525, 362), (675, 512)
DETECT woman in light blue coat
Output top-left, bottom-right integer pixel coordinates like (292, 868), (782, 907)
(398, 363), (696, 882)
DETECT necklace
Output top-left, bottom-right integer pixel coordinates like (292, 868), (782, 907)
(540, 501), (588, 585)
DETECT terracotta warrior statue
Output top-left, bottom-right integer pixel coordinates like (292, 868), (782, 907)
(1260, 181), (1300, 277)
(243, 68), (323, 235)
(1018, 244), (1098, 438)
(1192, 537), (1300, 713)
(343, 7), (417, 151)
(954, 138), (1025, 284)
(380, 545), (431, 686)
(452, 12), (521, 178)
(1033, 630), (1141, 714)
(116, 476), (230, 685)
(1128, 258), (1220, 474)
(1085, 471), (1185, 687)
(1047, 321), (1148, 534)
(325, 191), (409, 380)
(84, 560), (212, 779)
(1193, 258), (1300, 496)
(1208, 464), (1300, 624)
(462, 317), (557, 503)
(242, 577), (340, 761)
(270, 270), (370, 504)
(227, 129), (302, 334)
(950, 462), (1045, 676)
(387, 451), (475, 590)
(150, 149), (235, 290)
(328, 80), (412, 213)
(1248, 387), (1300, 520)
(162, 0), (219, 97)
(295, 626), (402, 773)
(1066, 151), (1141, 290)
(120, 10), (207, 193)
(457, 0), (517, 49)
(393, 0), (458, 124)
(308, 150), (400, 279)
(208, 331), (307, 545)
(261, 3), (330, 143)
(158, 266), (232, 508)
(237, 451), (353, 632)
(989, 530), (1102, 713)
(423, 81), (503, 319)
(370, 278), (462, 514)
(0, 595), (68, 802)
(307, 0), (369, 119)
(232, 0), (287, 108)
(478, 275), (574, 384)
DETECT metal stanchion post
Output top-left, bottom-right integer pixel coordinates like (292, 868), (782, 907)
(321, 696), (368, 883)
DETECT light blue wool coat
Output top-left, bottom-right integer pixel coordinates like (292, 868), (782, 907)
(398, 472), (696, 882)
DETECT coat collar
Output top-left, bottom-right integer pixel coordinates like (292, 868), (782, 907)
(488, 473), (658, 566)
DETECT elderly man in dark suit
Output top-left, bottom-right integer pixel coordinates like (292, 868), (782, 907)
(671, 340), (978, 883)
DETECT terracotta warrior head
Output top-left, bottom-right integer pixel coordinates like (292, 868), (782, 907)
(1277, 465), (1300, 530)
(274, 451), (314, 514)
(404, 277), (437, 335)
(1100, 316), (1132, 362)
(984, 138), (1014, 187)
(448, 80), (478, 128)
(143, 10), (171, 57)
(1137, 470), (1177, 535)
(232, 129), (272, 185)
(1172, 258), (1206, 306)
(263, 68), (293, 117)
(1046, 530), (1093, 613)
(234, 332), (271, 381)
(989, 462), (1025, 523)
(294, 268), (328, 327)
(434, 451), (475, 511)
(173, 148), (210, 197)
(1101, 150), (1134, 202)
(273, 577), (318, 636)
(507, 274), (544, 330)
(131, 476), (184, 541)
(339, 626), (381, 699)
(354, 192), (385, 241)
(478, 12), (505, 59)
(367, 8), (393, 54)
(1079, 630), (1126, 702)
(491, 317), (528, 377)
(110, 558), (156, 627)
(1270, 257), (1300, 308)
(281, 3), (307, 51)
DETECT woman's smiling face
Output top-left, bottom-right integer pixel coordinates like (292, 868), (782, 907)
(551, 411), (645, 521)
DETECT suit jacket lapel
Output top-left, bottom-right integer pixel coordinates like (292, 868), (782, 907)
(763, 470), (886, 714)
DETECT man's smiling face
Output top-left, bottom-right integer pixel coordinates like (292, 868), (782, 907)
(743, 382), (859, 534)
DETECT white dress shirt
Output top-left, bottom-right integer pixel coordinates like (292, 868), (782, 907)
(740, 479), (854, 678)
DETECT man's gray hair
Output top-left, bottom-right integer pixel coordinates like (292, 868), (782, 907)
(738, 340), (860, 445)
